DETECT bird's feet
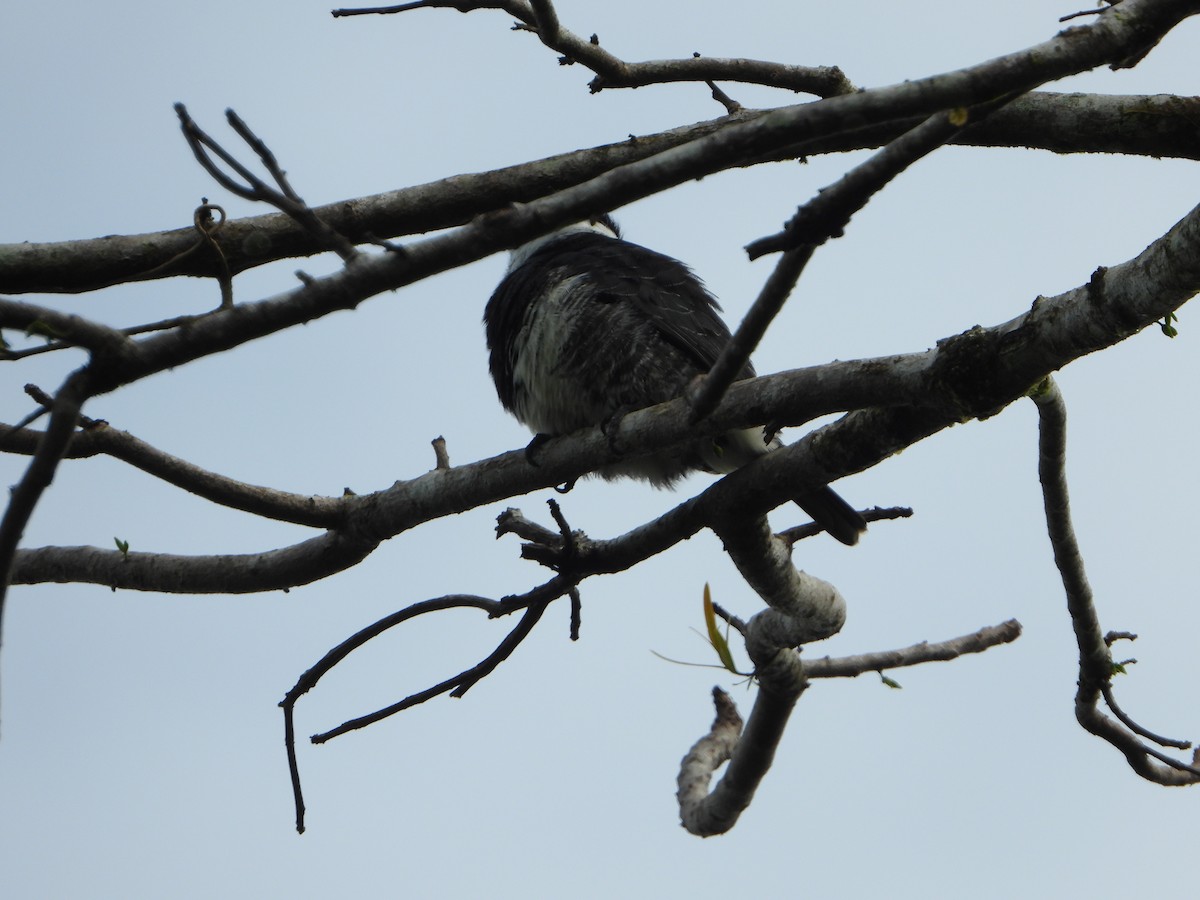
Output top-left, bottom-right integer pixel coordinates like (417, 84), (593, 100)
(524, 432), (552, 466)
(600, 406), (632, 456)
(525, 433), (577, 493)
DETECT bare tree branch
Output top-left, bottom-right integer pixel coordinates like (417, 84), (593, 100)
(4, 93), (1196, 296)
(690, 94), (1021, 424)
(803, 619), (1024, 678)
(1032, 378), (1199, 784)
(0, 417), (344, 529)
(678, 643), (806, 836)
(0, 370), (91, 714)
(0, 296), (135, 355)
(677, 687), (743, 830)
(333, 0), (855, 97)
(745, 96), (1021, 261)
(12, 531), (378, 594)
(777, 505), (913, 547)
(677, 618), (1023, 834)
(175, 104), (359, 263)
(280, 574), (577, 833)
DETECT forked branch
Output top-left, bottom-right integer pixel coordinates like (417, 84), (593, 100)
(175, 104), (359, 262)
(280, 576), (577, 833)
(331, 0), (855, 97)
(1032, 378), (1199, 784)
(677, 619), (1023, 835)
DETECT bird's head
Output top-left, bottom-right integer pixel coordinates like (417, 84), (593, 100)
(506, 214), (621, 272)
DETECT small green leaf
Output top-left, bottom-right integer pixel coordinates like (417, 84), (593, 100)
(1111, 657), (1136, 675)
(114, 537), (130, 559)
(879, 671), (902, 689)
(25, 320), (62, 343)
(1160, 312), (1179, 338)
(1026, 376), (1053, 399)
(703, 584), (738, 674)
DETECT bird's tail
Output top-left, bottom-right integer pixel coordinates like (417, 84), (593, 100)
(794, 485), (866, 546)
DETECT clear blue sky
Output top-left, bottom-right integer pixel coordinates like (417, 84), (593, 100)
(2, 2), (1198, 897)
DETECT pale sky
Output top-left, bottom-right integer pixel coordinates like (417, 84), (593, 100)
(2, 2), (1198, 897)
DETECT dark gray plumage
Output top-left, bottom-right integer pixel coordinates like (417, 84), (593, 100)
(484, 217), (865, 545)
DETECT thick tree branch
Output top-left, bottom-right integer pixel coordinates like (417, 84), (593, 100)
(675, 510), (844, 836)
(718, 514), (846, 648)
(3, 92), (1196, 295)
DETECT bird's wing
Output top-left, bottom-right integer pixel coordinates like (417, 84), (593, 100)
(547, 234), (756, 379)
(484, 246), (563, 413)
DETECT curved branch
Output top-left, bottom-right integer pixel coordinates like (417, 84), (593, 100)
(718, 515), (847, 648)
(0, 418), (344, 530)
(678, 653), (804, 837)
(0, 296), (133, 354)
(677, 618), (1024, 834)
(676, 504), (845, 836)
(1033, 379), (1199, 785)
(280, 574), (576, 832)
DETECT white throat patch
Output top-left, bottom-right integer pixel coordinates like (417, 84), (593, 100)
(506, 219), (619, 273)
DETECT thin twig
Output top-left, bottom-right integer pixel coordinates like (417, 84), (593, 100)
(175, 104), (359, 262)
(705, 78), (743, 114)
(746, 94), (1024, 260)
(803, 619), (1023, 678)
(332, 1), (432, 17)
(569, 586), (582, 641)
(280, 575), (577, 832)
(777, 505), (913, 546)
(1101, 683), (1192, 750)
(709, 601), (748, 638)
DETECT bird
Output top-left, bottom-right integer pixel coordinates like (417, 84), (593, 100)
(483, 215), (866, 546)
